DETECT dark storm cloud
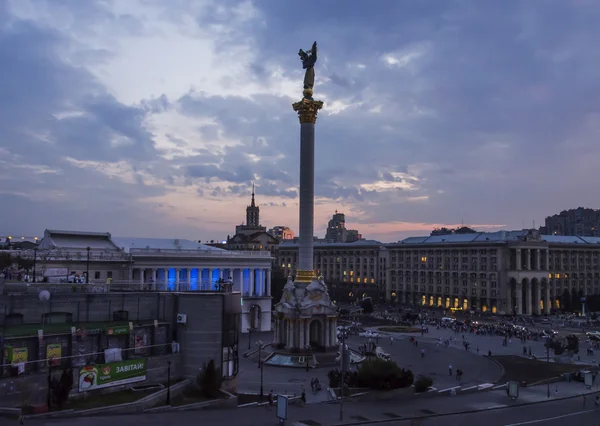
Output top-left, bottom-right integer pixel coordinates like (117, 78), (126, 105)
(4, 0), (600, 240)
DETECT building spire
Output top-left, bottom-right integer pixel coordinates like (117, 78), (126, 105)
(251, 182), (256, 207)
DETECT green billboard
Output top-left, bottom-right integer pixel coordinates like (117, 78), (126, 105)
(78, 359), (147, 391)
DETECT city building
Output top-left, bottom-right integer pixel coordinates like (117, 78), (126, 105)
(0, 280), (241, 405)
(324, 211), (362, 243)
(541, 207), (600, 237)
(276, 239), (386, 301)
(227, 186), (279, 253)
(33, 229), (273, 332)
(268, 226), (294, 241)
(385, 229), (600, 316)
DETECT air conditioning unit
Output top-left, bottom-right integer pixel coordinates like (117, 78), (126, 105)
(177, 313), (187, 324)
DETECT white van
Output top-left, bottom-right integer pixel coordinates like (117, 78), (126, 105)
(441, 317), (455, 324)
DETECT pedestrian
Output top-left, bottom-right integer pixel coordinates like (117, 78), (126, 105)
(390, 336), (394, 346)
(448, 364), (453, 376)
(583, 395), (587, 408)
(18, 409), (24, 426)
(268, 390), (274, 406)
(301, 389), (306, 407)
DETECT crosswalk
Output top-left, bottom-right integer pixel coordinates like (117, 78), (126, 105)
(427, 382), (502, 395)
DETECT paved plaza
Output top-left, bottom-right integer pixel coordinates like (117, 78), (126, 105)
(238, 320), (596, 402)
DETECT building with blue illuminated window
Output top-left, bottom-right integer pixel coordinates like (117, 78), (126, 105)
(35, 229), (274, 332)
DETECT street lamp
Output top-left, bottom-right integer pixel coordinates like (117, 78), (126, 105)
(32, 248), (37, 283)
(166, 361), (172, 405)
(256, 340), (265, 400)
(86, 247), (91, 284)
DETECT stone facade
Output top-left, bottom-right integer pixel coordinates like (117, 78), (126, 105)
(386, 229), (600, 315)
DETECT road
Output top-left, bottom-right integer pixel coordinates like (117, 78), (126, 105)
(31, 385), (599, 426)
(378, 397), (600, 426)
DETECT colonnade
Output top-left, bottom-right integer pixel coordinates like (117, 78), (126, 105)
(273, 315), (338, 350)
(131, 267), (271, 296)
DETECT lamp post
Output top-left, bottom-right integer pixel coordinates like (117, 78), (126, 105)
(166, 361), (172, 405)
(32, 248), (37, 283)
(248, 328), (252, 350)
(47, 365), (52, 411)
(256, 340), (264, 400)
(86, 247), (91, 284)
(339, 325), (347, 422)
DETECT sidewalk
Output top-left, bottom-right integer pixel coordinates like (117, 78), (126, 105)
(28, 381), (600, 426)
(233, 381), (600, 426)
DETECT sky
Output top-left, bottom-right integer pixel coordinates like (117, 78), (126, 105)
(1, 0), (600, 243)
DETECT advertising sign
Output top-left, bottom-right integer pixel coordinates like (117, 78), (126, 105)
(79, 359), (147, 391)
(105, 326), (130, 336)
(6, 347), (28, 365)
(276, 394), (288, 420)
(46, 344), (62, 366)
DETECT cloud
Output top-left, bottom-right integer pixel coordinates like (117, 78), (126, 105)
(2, 0), (600, 242)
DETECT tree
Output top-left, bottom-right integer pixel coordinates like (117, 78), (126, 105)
(0, 252), (12, 269)
(198, 359), (219, 398)
(561, 289), (571, 311)
(52, 369), (73, 409)
(360, 297), (373, 314)
(16, 255), (34, 272)
(270, 265), (287, 303)
(357, 358), (414, 390)
(545, 334), (579, 356)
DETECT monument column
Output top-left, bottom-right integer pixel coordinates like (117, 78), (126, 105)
(293, 85), (323, 283)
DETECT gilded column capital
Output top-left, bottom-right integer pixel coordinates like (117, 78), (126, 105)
(295, 269), (315, 283)
(293, 98), (324, 124)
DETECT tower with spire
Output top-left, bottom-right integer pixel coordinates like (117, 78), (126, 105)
(246, 183), (260, 228)
(234, 184), (267, 236)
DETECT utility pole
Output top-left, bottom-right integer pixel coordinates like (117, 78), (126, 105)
(547, 344), (550, 398)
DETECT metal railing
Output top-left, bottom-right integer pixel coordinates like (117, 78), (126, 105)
(129, 248), (272, 258)
(2, 280), (239, 294)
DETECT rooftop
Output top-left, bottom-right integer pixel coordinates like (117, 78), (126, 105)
(388, 230), (600, 246)
(112, 237), (225, 254)
(39, 229), (120, 251)
(279, 239), (383, 249)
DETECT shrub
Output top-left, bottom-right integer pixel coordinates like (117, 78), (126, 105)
(357, 358), (414, 390)
(198, 359), (219, 398)
(414, 376), (433, 393)
(327, 368), (360, 389)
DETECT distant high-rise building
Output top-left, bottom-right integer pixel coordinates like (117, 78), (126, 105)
(541, 207), (600, 237)
(324, 211), (362, 243)
(268, 226), (294, 241)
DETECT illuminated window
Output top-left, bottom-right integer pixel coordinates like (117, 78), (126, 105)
(287, 263), (291, 268)
(281, 264), (285, 267)
(421, 256), (427, 262)
(343, 271), (347, 276)
(363, 278), (367, 283)
(548, 273), (552, 279)
(350, 271), (354, 276)
(350, 278), (354, 282)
